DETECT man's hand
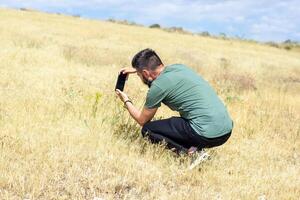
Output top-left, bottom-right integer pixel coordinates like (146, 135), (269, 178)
(120, 67), (137, 75)
(115, 89), (129, 102)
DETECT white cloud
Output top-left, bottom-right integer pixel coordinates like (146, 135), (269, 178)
(1, 0), (299, 41)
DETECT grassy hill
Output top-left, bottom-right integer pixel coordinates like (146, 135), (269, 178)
(0, 8), (299, 199)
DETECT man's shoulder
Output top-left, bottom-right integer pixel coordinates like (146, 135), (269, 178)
(151, 64), (192, 91)
(148, 81), (164, 94)
(166, 63), (187, 70)
(147, 77), (170, 97)
(157, 64), (186, 79)
(165, 64), (195, 76)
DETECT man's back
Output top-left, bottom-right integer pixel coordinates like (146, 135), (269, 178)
(145, 64), (233, 138)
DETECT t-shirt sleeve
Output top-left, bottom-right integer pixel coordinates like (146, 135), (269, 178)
(145, 84), (167, 109)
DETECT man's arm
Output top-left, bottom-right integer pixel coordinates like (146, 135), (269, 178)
(116, 89), (157, 126)
(125, 101), (157, 126)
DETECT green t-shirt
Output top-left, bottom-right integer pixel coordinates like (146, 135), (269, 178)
(145, 64), (233, 138)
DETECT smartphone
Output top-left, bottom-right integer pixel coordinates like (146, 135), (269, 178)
(115, 72), (127, 91)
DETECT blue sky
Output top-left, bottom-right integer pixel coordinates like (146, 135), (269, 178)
(1, 0), (299, 42)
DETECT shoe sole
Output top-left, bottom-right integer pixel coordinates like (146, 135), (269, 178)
(189, 152), (210, 170)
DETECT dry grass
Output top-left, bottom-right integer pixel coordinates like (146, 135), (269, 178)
(0, 8), (300, 200)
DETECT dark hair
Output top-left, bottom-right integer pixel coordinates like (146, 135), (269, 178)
(131, 48), (163, 71)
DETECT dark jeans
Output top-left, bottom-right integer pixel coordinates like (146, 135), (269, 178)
(141, 117), (232, 153)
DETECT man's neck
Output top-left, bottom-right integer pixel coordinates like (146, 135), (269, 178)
(153, 65), (165, 78)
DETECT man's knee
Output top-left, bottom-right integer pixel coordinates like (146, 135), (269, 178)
(141, 122), (152, 137)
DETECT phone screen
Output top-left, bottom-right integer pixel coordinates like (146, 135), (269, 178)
(115, 72), (127, 91)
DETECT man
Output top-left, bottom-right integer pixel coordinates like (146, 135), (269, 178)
(116, 48), (233, 155)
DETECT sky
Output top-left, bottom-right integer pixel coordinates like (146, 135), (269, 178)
(1, 0), (300, 42)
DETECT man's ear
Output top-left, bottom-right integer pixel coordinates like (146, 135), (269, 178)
(142, 69), (150, 78)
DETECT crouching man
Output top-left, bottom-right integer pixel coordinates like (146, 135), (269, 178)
(115, 48), (233, 154)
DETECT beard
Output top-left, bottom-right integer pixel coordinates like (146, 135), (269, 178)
(141, 75), (152, 88)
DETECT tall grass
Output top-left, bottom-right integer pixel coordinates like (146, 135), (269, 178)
(0, 8), (299, 199)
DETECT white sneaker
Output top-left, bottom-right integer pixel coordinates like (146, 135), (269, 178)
(189, 150), (210, 170)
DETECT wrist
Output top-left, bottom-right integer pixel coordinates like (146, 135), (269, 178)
(124, 99), (133, 108)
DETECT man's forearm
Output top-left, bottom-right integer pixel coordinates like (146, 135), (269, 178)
(116, 89), (156, 126)
(125, 102), (144, 126)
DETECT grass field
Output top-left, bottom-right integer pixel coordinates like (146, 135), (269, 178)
(0, 8), (299, 200)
